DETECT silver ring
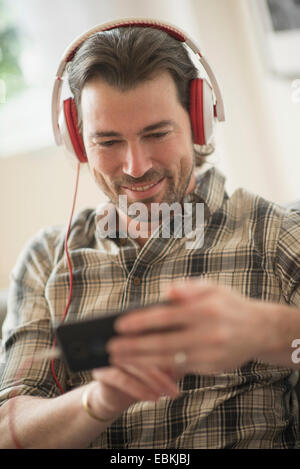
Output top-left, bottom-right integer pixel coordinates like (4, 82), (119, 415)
(174, 351), (187, 367)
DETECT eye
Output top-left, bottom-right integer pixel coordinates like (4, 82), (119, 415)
(145, 131), (170, 140)
(98, 140), (121, 147)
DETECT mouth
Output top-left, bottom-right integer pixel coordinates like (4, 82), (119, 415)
(121, 178), (165, 200)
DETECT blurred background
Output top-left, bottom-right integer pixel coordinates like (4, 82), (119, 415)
(1, 0), (300, 289)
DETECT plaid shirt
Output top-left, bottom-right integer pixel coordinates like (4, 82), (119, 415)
(1, 166), (300, 448)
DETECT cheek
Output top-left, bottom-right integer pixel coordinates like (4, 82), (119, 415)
(88, 152), (119, 177)
(160, 138), (193, 169)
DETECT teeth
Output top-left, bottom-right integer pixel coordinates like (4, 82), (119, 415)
(130, 183), (156, 192)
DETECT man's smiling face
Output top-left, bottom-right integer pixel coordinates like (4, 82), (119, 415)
(81, 71), (196, 219)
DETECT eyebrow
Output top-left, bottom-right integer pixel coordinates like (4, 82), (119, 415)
(89, 120), (175, 139)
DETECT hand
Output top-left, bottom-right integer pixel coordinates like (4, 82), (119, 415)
(107, 280), (274, 375)
(88, 365), (181, 421)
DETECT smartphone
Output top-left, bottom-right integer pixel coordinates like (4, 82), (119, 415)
(55, 301), (170, 373)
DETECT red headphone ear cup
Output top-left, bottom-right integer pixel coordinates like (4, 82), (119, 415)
(190, 78), (214, 146)
(63, 98), (88, 163)
(190, 79), (205, 145)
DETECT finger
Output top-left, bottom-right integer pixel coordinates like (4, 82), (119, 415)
(109, 346), (190, 369)
(92, 366), (161, 402)
(110, 349), (224, 375)
(114, 304), (187, 335)
(122, 365), (180, 398)
(114, 285), (222, 335)
(108, 328), (194, 356)
(92, 365), (179, 400)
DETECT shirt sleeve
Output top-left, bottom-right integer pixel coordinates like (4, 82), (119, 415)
(275, 210), (300, 307)
(0, 226), (67, 406)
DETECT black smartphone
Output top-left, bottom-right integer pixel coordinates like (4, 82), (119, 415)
(55, 311), (122, 372)
(55, 301), (170, 373)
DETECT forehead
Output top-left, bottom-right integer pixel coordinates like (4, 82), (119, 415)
(80, 71), (183, 133)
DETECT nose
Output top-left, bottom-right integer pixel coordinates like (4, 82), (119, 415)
(122, 141), (152, 178)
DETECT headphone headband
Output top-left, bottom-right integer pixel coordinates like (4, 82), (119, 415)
(52, 18), (225, 155)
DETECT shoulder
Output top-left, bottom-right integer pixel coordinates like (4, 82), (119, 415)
(228, 188), (300, 302)
(229, 188), (300, 232)
(226, 188), (296, 239)
(228, 188), (287, 221)
(274, 206), (300, 302)
(223, 187), (300, 258)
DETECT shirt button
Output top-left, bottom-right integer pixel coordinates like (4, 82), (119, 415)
(133, 277), (141, 286)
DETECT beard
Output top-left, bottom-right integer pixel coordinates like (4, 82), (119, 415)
(92, 157), (195, 224)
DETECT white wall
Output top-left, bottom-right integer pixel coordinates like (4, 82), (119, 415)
(0, 147), (107, 288)
(190, 0), (300, 202)
(1, 0), (300, 288)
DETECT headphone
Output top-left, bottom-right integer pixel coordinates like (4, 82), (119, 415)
(51, 18), (225, 163)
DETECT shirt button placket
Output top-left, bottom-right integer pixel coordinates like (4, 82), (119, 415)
(133, 276), (141, 287)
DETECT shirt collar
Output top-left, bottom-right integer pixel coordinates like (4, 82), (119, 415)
(184, 166), (228, 217)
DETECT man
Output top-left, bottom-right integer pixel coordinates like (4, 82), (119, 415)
(0, 22), (300, 449)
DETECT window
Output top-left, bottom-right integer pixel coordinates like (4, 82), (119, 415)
(0, 0), (122, 157)
(252, 0), (300, 77)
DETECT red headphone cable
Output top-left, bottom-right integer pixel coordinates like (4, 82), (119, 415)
(9, 161), (81, 448)
(51, 160), (81, 394)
